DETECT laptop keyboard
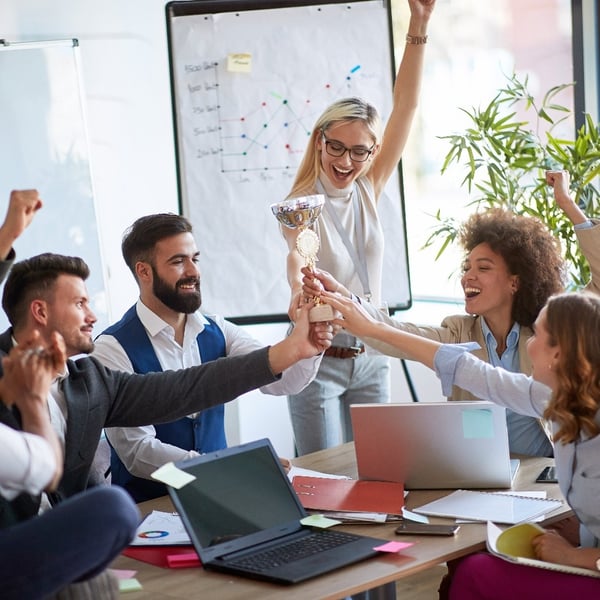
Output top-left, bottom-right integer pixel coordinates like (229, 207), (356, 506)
(226, 530), (360, 573)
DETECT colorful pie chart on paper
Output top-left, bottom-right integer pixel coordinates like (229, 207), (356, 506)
(138, 530), (169, 539)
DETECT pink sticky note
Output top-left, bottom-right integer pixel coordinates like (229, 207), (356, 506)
(108, 568), (137, 580)
(374, 540), (414, 553)
(166, 552), (201, 568)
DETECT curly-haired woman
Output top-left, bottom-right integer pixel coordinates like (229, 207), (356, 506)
(303, 170), (600, 457)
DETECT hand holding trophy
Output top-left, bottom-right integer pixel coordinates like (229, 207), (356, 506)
(271, 195), (334, 322)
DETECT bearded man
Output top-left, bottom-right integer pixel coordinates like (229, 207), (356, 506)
(93, 213), (328, 501)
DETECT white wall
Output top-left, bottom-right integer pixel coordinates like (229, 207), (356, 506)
(1, 0), (180, 319)
(1, 0), (455, 458)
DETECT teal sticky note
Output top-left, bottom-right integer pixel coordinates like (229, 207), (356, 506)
(119, 578), (143, 593)
(462, 408), (494, 439)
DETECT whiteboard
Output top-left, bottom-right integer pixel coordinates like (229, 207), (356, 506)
(166, 0), (411, 323)
(0, 39), (109, 332)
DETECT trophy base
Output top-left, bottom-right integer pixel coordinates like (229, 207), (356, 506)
(309, 303), (334, 323)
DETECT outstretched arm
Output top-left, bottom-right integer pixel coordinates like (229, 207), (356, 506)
(268, 301), (332, 374)
(301, 266), (352, 300)
(321, 290), (440, 368)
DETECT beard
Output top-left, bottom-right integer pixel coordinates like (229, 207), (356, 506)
(151, 267), (202, 314)
(64, 334), (94, 357)
(79, 338), (95, 355)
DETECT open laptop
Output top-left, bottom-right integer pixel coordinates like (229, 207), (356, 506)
(351, 402), (518, 490)
(166, 438), (385, 585)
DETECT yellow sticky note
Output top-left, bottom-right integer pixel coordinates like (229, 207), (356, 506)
(300, 514), (341, 529)
(151, 462), (196, 489)
(227, 53), (252, 73)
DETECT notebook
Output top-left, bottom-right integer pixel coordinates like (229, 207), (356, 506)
(166, 438), (385, 584)
(351, 401), (517, 489)
(413, 489), (563, 523)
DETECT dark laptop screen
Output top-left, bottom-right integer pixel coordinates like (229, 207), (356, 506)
(171, 440), (306, 553)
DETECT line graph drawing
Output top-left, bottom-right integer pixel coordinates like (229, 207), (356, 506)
(168, 0), (411, 320)
(184, 61), (372, 173)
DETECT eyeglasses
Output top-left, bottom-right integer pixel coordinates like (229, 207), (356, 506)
(321, 133), (375, 163)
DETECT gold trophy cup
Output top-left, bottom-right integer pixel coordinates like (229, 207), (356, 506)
(271, 195), (334, 322)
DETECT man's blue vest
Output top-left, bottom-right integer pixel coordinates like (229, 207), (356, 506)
(102, 306), (227, 501)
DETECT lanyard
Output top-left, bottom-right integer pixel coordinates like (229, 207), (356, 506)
(316, 180), (371, 301)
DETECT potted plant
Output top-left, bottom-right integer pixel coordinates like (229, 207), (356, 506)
(424, 73), (600, 288)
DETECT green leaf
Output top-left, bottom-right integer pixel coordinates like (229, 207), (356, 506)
(429, 73), (600, 280)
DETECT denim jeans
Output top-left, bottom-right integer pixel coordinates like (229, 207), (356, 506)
(2, 485), (140, 600)
(288, 349), (390, 456)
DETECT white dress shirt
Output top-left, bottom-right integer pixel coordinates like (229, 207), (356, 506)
(0, 424), (56, 500)
(93, 300), (320, 479)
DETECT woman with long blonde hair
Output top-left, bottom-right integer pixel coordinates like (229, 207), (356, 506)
(282, 0), (436, 456)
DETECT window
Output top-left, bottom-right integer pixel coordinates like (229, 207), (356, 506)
(392, 0), (576, 302)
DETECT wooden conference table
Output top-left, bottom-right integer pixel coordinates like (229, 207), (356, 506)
(110, 443), (571, 599)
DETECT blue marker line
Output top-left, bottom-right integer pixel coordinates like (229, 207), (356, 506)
(350, 65), (361, 73)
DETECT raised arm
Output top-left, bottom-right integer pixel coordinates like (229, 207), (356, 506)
(547, 169), (600, 295)
(546, 170), (587, 225)
(0, 189), (43, 261)
(368, 0), (436, 199)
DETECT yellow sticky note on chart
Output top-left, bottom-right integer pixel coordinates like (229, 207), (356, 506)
(227, 53), (252, 73)
(151, 462), (196, 489)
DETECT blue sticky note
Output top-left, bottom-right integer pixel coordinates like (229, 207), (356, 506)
(462, 408), (494, 439)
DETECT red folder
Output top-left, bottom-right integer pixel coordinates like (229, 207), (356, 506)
(292, 476), (404, 515)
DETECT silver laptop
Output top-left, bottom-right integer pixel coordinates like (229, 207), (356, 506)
(166, 438), (385, 584)
(351, 402), (517, 490)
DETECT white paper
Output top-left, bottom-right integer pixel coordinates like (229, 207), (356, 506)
(130, 510), (191, 546)
(413, 490), (563, 524)
(287, 466), (350, 482)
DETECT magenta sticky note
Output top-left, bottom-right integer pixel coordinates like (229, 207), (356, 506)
(166, 552), (201, 568)
(374, 540), (414, 553)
